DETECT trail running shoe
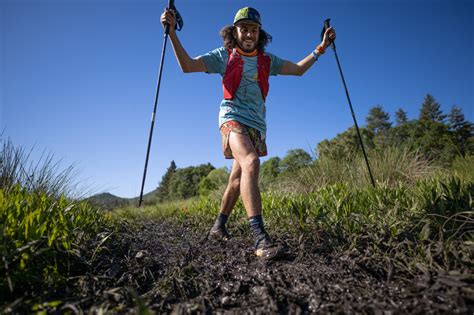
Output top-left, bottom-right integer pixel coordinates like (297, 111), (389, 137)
(209, 225), (231, 241)
(255, 234), (287, 260)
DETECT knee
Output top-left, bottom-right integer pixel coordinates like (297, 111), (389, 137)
(241, 155), (260, 174)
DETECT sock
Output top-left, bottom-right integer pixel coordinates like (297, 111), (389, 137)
(249, 215), (269, 246)
(213, 213), (229, 229)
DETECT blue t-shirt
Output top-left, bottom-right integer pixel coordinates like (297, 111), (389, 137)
(200, 47), (285, 137)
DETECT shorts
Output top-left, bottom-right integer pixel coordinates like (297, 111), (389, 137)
(220, 121), (268, 159)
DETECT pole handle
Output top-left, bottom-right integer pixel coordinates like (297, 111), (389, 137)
(324, 18), (331, 30)
(165, 0), (174, 35)
(321, 18), (335, 49)
(320, 18), (330, 41)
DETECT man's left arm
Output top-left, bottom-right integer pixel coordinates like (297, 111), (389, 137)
(279, 27), (336, 76)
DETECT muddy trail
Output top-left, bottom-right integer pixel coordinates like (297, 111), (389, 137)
(21, 219), (474, 314)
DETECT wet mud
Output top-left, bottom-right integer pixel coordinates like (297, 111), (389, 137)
(42, 220), (474, 313)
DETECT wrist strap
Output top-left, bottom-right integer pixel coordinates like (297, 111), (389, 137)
(312, 51), (319, 61)
(316, 45), (325, 55)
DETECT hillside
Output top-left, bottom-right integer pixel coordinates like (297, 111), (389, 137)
(85, 192), (130, 210)
(86, 188), (162, 210)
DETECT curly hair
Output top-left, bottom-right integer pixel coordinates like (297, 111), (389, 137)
(219, 25), (272, 53)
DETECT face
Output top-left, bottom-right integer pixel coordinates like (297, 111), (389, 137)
(234, 23), (260, 52)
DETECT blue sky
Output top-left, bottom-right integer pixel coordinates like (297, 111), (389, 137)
(2, 0), (473, 198)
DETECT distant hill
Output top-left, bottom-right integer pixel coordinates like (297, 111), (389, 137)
(128, 188), (159, 206)
(86, 188), (160, 210)
(85, 192), (130, 210)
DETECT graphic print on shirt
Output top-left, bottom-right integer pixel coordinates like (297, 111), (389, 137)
(239, 57), (261, 101)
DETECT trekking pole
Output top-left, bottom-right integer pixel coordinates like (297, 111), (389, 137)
(139, 0), (183, 207)
(322, 18), (376, 187)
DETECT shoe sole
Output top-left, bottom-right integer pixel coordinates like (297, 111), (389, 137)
(255, 246), (288, 260)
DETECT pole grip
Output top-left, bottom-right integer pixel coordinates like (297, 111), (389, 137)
(321, 18), (335, 49)
(324, 18), (331, 30)
(165, 0), (174, 35)
(321, 18), (330, 41)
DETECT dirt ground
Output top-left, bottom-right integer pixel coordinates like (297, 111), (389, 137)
(45, 220), (474, 313)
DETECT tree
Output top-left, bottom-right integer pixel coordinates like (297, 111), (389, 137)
(260, 157), (281, 185)
(198, 167), (229, 196)
(168, 163), (215, 200)
(366, 105), (392, 134)
(155, 160), (177, 202)
(279, 149), (312, 174)
(387, 120), (417, 147)
(317, 126), (373, 160)
(414, 120), (456, 164)
(448, 105), (473, 156)
(395, 108), (408, 126)
(419, 94), (446, 123)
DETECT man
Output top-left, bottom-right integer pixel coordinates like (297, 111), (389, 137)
(160, 7), (335, 258)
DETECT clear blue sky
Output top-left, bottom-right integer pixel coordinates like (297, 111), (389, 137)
(2, 0), (473, 198)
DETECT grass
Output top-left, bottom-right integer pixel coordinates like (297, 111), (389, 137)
(0, 138), (109, 306)
(451, 154), (474, 182)
(269, 145), (439, 193)
(262, 177), (473, 273)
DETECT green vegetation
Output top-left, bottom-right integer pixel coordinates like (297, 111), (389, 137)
(0, 139), (108, 305)
(144, 162), (215, 205)
(318, 94), (472, 166)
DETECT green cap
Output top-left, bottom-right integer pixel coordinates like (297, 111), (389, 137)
(233, 7), (261, 26)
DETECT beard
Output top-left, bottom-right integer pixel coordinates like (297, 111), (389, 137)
(237, 39), (257, 52)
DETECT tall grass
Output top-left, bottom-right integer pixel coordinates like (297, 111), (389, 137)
(0, 140), (80, 198)
(0, 138), (107, 302)
(268, 146), (439, 194)
(451, 154), (474, 182)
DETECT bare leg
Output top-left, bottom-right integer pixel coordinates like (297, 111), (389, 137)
(228, 131), (262, 217)
(219, 160), (242, 216)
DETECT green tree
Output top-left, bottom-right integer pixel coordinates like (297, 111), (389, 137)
(198, 167), (229, 196)
(387, 120), (417, 147)
(395, 108), (408, 126)
(419, 94), (446, 123)
(448, 105), (473, 156)
(366, 105), (392, 134)
(279, 149), (312, 174)
(155, 160), (177, 202)
(413, 120), (456, 164)
(317, 126), (373, 160)
(168, 163), (215, 200)
(260, 157), (281, 186)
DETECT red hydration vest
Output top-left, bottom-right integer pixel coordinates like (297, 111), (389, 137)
(222, 48), (271, 101)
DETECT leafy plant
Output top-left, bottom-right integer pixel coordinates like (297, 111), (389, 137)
(0, 139), (107, 303)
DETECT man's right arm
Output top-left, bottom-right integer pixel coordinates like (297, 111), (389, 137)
(161, 9), (207, 73)
(168, 32), (207, 73)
